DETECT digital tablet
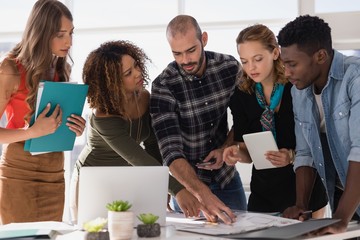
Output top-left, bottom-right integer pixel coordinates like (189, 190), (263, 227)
(242, 131), (279, 170)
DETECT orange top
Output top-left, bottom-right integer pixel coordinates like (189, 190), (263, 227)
(5, 62), (59, 129)
(5, 62), (29, 129)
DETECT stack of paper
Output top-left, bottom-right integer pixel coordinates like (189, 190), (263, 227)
(172, 211), (299, 236)
(0, 221), (77, 239)
(171, 211), (340, 239)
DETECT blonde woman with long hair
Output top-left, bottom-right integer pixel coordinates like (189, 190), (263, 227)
(223, 24), (327, 217)
(0, 0), (85, 224)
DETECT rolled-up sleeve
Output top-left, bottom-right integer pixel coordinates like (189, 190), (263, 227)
(348, 69), (360, 162)
(291, 88), (315, 171)
(293, 121), (315, 170)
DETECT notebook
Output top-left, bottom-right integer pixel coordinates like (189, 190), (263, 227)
(242, 131), (279, 170)
(0, 229), (57, 239)
(24, 81), (88, 154)
(77, 166), (169, 229)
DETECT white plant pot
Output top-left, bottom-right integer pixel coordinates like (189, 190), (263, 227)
(107, 211), (134, 240)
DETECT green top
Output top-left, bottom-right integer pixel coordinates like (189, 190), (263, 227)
(75, 110), (184, 196)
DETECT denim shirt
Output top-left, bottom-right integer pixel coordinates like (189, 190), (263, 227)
(291, 50), (360, 215)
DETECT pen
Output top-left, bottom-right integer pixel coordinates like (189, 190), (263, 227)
(205, 221), (219, 226)
(300, 210), (312, 220)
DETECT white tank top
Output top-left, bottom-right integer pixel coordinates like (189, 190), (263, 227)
(314, 92), (326, 133)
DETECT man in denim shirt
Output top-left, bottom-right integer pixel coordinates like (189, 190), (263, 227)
(278, 15), (360, 235)
(150, 15), (247, 224)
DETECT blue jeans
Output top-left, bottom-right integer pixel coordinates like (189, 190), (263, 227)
(172, 171), (247, 212)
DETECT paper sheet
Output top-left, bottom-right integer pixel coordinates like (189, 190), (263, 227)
(172, 211), (300, 235)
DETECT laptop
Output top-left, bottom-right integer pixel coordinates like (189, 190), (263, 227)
(77, 166), (169, 228)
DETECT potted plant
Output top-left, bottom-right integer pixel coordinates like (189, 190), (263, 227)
(136, 213), (161, 238)
(83, 217), (109, 240)
(106, 200), (134, 240)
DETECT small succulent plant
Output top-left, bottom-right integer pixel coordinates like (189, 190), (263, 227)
(137, 213), (159, 225)
(83, 217), (108, 232)
(137, 213), (161, 237)
(106, 200), (132, 212)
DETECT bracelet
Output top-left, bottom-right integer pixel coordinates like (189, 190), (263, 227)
(288, 149), (295, 164)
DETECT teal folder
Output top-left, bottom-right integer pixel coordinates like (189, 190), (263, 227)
(24, 81), (88, 153)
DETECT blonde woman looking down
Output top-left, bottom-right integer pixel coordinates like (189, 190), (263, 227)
(223, 24), (327, 217)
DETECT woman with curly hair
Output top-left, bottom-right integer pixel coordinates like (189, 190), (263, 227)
(222, 24), (328, 216)
(69, 40), (201, 223)
(0, 0), (86, 224)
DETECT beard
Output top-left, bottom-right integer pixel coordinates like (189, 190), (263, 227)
(180, 48), (205, 77)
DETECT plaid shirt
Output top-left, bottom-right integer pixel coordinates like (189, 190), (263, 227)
(150, 51), (239, 188)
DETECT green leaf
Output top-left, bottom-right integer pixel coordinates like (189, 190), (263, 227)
(106, 200), (132, 212)
(137, 213), (159, 224)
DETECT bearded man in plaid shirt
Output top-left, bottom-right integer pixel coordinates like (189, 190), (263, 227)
(150, 15), (247, 224)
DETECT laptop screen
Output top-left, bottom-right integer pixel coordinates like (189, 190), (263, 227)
(77, 166), (169, 228)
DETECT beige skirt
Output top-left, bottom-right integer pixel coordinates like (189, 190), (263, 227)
(0, 142), (65, 224)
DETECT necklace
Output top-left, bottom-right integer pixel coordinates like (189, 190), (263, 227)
(129, 92), (142, 144)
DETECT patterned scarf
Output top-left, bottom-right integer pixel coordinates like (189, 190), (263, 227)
(255, 83), (284, 139)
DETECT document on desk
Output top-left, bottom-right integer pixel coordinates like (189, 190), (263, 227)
(224, 218), (341, 239)
(0, 221), (77, 239)
(173, 211), (300, 236)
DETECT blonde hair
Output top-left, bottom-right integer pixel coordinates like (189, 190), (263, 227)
(236, 24), (286, 94)
(9, 0), (73, 119)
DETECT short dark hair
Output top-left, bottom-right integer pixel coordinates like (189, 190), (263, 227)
(277, 15), (332, 56)
(166, 15), (202, 41)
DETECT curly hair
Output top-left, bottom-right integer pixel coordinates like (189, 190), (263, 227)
(83, 40), (151, 117)
(277, 15), (332, 56)
(236, 24), (286, 94)
(9, 0), (73, 119)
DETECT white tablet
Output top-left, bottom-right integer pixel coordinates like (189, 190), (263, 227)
(242, 131), (279, 170)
